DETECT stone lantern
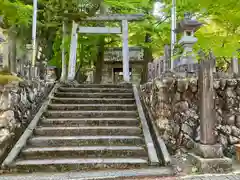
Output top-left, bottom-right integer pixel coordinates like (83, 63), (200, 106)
(174, 12), (202, 73)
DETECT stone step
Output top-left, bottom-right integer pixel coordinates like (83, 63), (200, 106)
(60, 84), (132, 89)
(44, 110), (138, 118)
(47, 104), (137, 111)
(28, 136), (144, 147)
(12, 158), (148, 172)
(51, 97), (135, 104)
(34, 126), (142, 136)
(20, 146), (147, 159)
(41, 118), (140, 126)
(58, 87), (133, 93)
(54, 92), (134, 98)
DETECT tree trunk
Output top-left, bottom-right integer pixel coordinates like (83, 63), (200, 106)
(94, 36), (105, 84)
(60, 20), (67, 82)
(141, 33), (153, 84)
(8, 27), (17, 73)
(43, 37), (54, 62)
(75, 40), (84, 82)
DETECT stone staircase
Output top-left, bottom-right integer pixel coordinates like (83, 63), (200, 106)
(2, 83), (160, 173)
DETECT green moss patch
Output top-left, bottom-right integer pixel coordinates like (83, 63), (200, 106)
(0, 75), (22, 85)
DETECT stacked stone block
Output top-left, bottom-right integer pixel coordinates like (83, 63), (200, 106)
(141, 77), (240, 157)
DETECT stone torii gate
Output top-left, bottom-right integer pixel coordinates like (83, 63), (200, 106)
(67, 14), (144, 83)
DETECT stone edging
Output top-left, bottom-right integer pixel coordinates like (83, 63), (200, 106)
(132, 84), (160, 166)
(140, 88), (172, 166)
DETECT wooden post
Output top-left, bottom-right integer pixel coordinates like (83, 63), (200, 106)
(19, 58), (24, 76)
(154, 60), (158, 78)
(26, 44), (33, 79)
(27, 64), (31, 80)
(35, 62), (40, 78)
(238, 57), (240, 76)
(232, 56), (239, 75)
(8, 29), (17, 73)
(149, 62), (154, 81)
(155, 60), (159, 78)
(122, 19), (130, 82)
(153, 61), (155, 79)
(158, 60), (161, 77)
(153, 62), (155, 79)
(159, 59), (162, 75)
(199, 54), (216, 145)
(67, 21), (78, 81)
(2, 41), (9, 70)
(209, 51), (216, 73)
(164, 45), (170, 72)
(148, 63), (152, 81)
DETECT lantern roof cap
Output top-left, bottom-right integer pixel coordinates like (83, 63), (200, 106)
(175, 13), (203, 33)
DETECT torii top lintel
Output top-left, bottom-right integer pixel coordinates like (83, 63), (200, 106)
(83, 14), (144, 21)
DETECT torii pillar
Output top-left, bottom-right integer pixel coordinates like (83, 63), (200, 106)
(67, 21), (78, 81)
(122, 19), (130, 82)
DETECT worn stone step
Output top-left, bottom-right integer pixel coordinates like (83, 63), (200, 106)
(51, 97), (135, 104)
(20, 146), (147, 159)
(47, 104), (137, 111)
(58, 87), (133, 93)
(28, 136), (144, 147)
(61, 84), (132, 89)
(54, 92), (134, 98)
(41, 118), (140, 126)
(12, 158), (148, 172)
(34, 126), (142, 136)
(44, 110), (138, 118)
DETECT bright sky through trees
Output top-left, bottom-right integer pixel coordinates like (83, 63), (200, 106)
(153, 1), (165, 19)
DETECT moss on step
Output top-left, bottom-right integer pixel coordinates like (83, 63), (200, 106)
(0, 71), (22, 85)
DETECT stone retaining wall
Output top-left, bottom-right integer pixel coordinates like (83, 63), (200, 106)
(0, 79), (53, 161)
(141, 77), (240, 157)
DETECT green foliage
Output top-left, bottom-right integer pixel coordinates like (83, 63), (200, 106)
(0, 0), (32, 28)
(172, 0), (240, 57)
(3, 0), (240, 71)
